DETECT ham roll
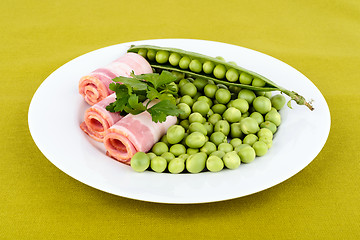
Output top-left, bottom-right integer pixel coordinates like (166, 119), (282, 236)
(79, 52), (153, 105)
(103, 110), (177, 164)
(80, 93), (123, 142)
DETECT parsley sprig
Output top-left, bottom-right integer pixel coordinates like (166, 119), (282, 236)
(106, 71), (183, 123)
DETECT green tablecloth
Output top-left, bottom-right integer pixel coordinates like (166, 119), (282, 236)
(1, 0), (359, 239)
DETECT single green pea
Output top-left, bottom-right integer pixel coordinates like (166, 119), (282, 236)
(223, 151), (241, 169)
(230, 123), (243, 138)
(189, 122), (208, 135)
(200, 141), (217, 155)
(185, 132), (207, 148)
(179, 119), (190, 130)
(192, 100), (210, 117)
(147, 152), (157, 160)
(228, 86), (242, 94)
(257, 128), (273, 140)
(243, 134), (259, 146)
(242, 112), (250, 118)
(178, 153), (190, 160)
(160, 134), (170, 146)
(230, 98), (249, 113)
(178, 78), (190, 88)
(238, 89), (256, 104)
(203, 61), (215, 74)
(213, 64), (226, 79)
(234, 143), (250, 153)
(210, 132), (227, 146)
(252, 77), (266, 87)
(206, 155), (224, 172)
(168, 158), (185, 174)
(179, 56), (191, 69)
(260, 121), (277, 134)
(259, 137), (273, 149)
(166, 125), (186, 144)
(215, 88), (231, 104)
(169, 144), (187, 156)
(169, 52), (182, 66)
(146, 49), (156, 61)
(203, 122), (214, 136)
(180, 95), (194, 107)
(210, 150), (226, 159)
(197, 96), (213, 108)
(187, 148), (200, 155)
(177, 102), (191, 119)
(212, 104), (227, 115)
(265, 110), (281, 126)
(223, 107), (242, 123)
(271, 94), (286, 110)
(180, 82), (197, 97)
(189, 112), (206, 124)
(186, 152), (207, 173)
(131, 152), (150, 172)
(137, 49), (147, 58)
(264, 91), (272, 99)
(204, 84), (218, 99)
(249, 112), (264, 125)
(214, 120), (230, 136)
(171, 71), (185, 82)
(161, 152), (175, 163)
(226, 68), (239, 82)
(218, 142), (234, 153)
(255, 91), (265, 96)
(155, 50), (170, 64)
(230, 138), (242, 148)
(240, 117), (260, 135)
(237, 145), (256, 163)
(208, 113), (222, 125)
(253, 96), (272, 114)
(252, 141), (268, 157)
(239, 72), (253, 84)
(151, 142), (169, 155)
(150, 156), (167, 173)
(189, 59), (202, 73)
(193, 78), (208, 91)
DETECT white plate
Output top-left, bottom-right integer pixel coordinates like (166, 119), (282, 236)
(28, 39), (331, 204)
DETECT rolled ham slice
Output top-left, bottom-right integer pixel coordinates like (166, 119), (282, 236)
(79, 52), (153, 105)
(103, 110), (177, 165)
(80, 93), (123, 142)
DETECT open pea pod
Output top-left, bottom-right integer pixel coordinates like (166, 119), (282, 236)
(127, 45), (314, 110)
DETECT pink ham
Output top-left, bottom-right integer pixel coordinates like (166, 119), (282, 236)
(79, 52), (153, 105)
(80, 93), (123, 142)
(103, 110), (177, 165)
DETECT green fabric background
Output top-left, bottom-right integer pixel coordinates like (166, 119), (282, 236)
(1, 0), (359, 239)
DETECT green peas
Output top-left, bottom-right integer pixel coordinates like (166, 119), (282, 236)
(178, 153), (189, 160)
(151, 142), (168, 155)
(223, 151), (241, 169)
(147, 152), (157, 160)
(215, 88), (231, 104)
(179, 56), (191, 69)
(155, 50), (169, 64)
(250, 112), (264, 125)
(180, 95), (194, 107)
(213, 64), (226, 79)
(260, 121), (277, 134)
(212, 104), (227, 115)
(178, 78), (190, 88)
(200, 141), (217, 155)
(186, 152), (207, 173)
(130, 152), (150, 172)
(179, 119), (190, 130)
(161, 152), (175, 163)
(150, 156), (167, 173)
(230, 138), (242, 148)
(240, 117), (260, 135)
(169, 52), (181, 66)
(206, 156), (224, 172)
(171, 71), (185, 81)
(218, 142), (233, 153)
(257, 128), (273, 140)
(223, 107), (242, 123)
(237, 145), (256, 163)
(243, 134), (258, 146)
(238, 89), (256, 104)
(210, 150), (226, 159)
(137, 49), (147, 58)
(265, 109), (281, 126)
(252, 77), (266, 87)
(271, 94), (286, 110)
(230, 123), (243, 138)
(203, 61), (215, 74)
(259, 137), (273, 149)
(203, 122), (213, 136)
(230, 98), (249, 113)
(192, 101), (210, 117)
(239, 72), (253, 84)
(210, 132), (227, 146)
(252, 141), (268, 157)
(180, 82), (197, 97)
(177, 103), (191, 119)
(189, 112), (206, 124)
(187, 148), (199, 155)
(264, 91), (272, 99)
(253, 96), (272, 114)
(166, 125), (185, 144)
(193, 78), (208, 91)
(189, 59), (202, 73)
(189, 122), (207, 135)
(214, 120), (230, 136)
(208, 113), (222, 125)
(226, 68), (239, 82)
(185, 132), (207, 148)
(168, 158), (185, 174)
(197, 96), (213, 108)
(204, 84), (218, 99)
(146, 49), (156, 61)
(170, 144), (186, 156)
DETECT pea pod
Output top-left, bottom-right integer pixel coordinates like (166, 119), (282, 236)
(127, 45), (314, 110)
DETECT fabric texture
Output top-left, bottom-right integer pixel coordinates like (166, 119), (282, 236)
(1, 0), (359, 239)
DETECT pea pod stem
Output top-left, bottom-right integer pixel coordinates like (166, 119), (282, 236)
(128, 44), (314, 111)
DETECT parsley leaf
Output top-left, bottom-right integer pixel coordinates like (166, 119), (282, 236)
(147, 100), (184, 123)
